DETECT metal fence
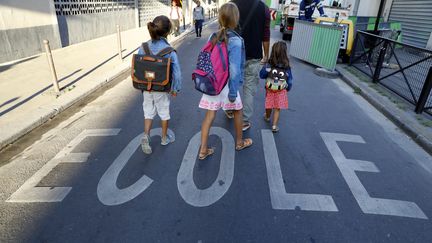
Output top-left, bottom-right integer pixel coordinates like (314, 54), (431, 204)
(350, 30), (432, 114)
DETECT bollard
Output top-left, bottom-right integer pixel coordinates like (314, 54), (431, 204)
(43, 40), (60, 94)
(116, 25), (123, 61)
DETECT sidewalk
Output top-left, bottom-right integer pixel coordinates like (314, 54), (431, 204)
(0, 21), (211, 151)
(337, 64), (432, 155)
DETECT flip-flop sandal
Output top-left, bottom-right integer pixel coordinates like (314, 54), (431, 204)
(224, 110), (234, 119)
(199, 147), (215, 160)
(242, 122), (251, 131)
(236, 138), (253, 151)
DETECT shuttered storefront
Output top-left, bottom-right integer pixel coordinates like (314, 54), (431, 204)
(388, 0), (432, 48)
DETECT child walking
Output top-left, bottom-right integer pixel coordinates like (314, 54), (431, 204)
(259, 41), (293, 133)
(198, 2), (252, 160)
(139, 15), (182, 154)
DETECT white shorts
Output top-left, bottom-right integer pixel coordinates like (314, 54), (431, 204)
(142, 91), (170, 120)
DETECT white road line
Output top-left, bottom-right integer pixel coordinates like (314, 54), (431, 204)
(320, 132), (428, 219)
(7, 129), (121, 203)
(97, 128), (174, 206)
(262, 130), (338, 211)
(177, 127), (235, 207)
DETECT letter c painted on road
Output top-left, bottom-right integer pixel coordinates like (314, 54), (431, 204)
(97, 128), (174, 206)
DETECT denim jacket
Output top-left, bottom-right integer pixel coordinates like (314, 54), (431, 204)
(137, 37), (182, 93)
(226, 30), (245, 100)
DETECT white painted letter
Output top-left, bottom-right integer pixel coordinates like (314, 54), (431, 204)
(177, 127), (235, 207)
(262, 130), (338, 211)
(7, 129), (121, 203)
(320, 132), (427, 219)
(97, 128), (174, 206)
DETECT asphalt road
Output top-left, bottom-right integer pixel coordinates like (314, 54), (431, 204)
(1, 23), (432, 243)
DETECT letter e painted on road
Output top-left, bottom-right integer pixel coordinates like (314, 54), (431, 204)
(262, 130), (338, 212)
(177, 127), (235, 207)
(320, 132), (428, 219)
(7, 129), (121, 203)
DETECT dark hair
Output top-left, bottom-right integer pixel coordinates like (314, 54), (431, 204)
(147, 15), (172, 40)
(268, 41), (290, 69)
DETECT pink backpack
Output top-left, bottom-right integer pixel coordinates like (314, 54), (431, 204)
(192, 33), (230, 96)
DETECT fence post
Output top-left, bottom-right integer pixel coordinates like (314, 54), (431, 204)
(43, 40), (60, 94)
(372, 40), (388, 83)
(415, 67), (432, 114)
(349, 32), (360, 66)
(116, 25), (123, 61)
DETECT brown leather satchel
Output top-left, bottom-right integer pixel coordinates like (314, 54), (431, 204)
(132, 42), (175, 92)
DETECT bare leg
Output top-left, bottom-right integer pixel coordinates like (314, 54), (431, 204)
(200, 110), (216, 154)
(161, 120), (168, 140)
(144, 119), (153, 135)
(265, 109), (272, 120)
(233, 110), (243, 145)
(273, 109), (280, 127)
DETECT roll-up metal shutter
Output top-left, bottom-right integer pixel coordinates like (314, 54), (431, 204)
(388, 0), (432, 48)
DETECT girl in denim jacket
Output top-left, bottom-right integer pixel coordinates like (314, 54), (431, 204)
(139, 15), (182, 154)
(198, 3), (253, 160)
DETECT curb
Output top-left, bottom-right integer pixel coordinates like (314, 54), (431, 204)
(0, 19), (217, 152)
(337, 65), (432, 155)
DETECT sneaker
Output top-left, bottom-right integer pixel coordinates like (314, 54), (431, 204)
(161, 134), (175, 146)
(141, 134), (152, 154)
(263, 113), (270, 122)
(271, 125), (279, 133)
(242, 122), (251, 131)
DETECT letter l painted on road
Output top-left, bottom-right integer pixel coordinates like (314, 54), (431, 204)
(262, 130), (339, 212)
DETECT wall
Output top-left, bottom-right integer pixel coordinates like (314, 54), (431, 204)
(0, 0), (61, 63)
(54, 0), (136, 47)
(57, 10), (135, 47)
(356, 0), (380, 16)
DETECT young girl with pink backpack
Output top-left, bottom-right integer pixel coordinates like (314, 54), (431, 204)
(195, 2), (253, 160)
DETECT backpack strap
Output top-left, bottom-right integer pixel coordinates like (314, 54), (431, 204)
(142, 42), (152, 55)
(156, 47), (175, 57)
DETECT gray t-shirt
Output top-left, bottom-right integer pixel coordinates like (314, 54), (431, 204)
(193, 6), (205, 20)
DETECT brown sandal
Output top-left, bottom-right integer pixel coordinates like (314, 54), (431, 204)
(235, 138), (253, 151)
(199, 147), (215, 160)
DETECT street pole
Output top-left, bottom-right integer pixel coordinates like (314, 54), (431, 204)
(116, 25), (123, 61)
(373, 0), (386, 33)
(43, 40), (60, 94)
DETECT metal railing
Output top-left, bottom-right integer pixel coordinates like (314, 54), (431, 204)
(350, 30), (432, 114)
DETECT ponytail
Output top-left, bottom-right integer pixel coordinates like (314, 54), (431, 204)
(147, 16), (172, 40)
(212, 27), (229, 46)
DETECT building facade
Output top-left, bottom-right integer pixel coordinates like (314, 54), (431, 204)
(0, 0), (218, 63)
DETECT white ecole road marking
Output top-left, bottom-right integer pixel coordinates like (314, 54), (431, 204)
(7, 129), (121, 203)
(177, 127), (235, 207)
(320, 132), (428, 220)
(262, 129), (338, 212)
(97, 128), (174, 206)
